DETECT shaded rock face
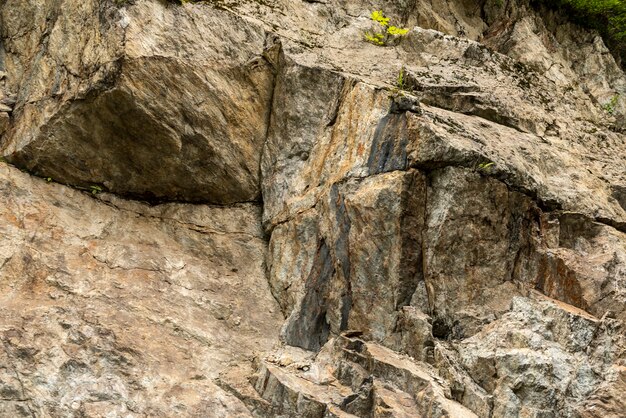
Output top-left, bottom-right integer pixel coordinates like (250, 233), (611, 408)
(0, 0), (274, 203)
(280, 170), (426, 350)
(0, 0), (625, 417)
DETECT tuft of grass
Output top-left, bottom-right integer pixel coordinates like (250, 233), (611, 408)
(602, 93), (620, 114)
(477, 161), (496, 173)
(90, 185), (103, 195)
(396, 67), (406, 90)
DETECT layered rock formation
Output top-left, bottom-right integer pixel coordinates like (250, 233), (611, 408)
(0, 0), (624, 417)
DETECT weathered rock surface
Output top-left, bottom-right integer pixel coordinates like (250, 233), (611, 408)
(454, 294), (624, 418)
(244, 335), (479, 418)
(0, 0), (625, 417)
(0, 163), (282, 416)
(0, 0), (274, 203)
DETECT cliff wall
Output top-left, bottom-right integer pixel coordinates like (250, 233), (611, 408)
(0, 0), (624, 417)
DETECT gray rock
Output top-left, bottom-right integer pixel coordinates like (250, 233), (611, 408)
(455, 294), (623, 418)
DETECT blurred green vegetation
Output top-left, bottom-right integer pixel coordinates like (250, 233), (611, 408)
(535, 0), (626, 63)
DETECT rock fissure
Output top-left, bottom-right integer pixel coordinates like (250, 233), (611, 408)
(0, 0), (625, 417)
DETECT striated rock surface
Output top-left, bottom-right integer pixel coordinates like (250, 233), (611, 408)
(0, 0), (625, 417)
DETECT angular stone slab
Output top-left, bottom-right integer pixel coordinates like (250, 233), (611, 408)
(0, 0), (274, 203)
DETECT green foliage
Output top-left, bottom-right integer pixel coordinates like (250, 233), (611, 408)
(477, 161), (495, 172)
(371, 10), (390, 26)
(90, 185), (103, 195)
(364, 10), (410, 46)
(388, 67), (408, 97)
(534, 0), (626, 62)
(365, 32), (385, 46)
(387, 26), (409, 36)
(396, 67), (406, 90)
(602, 93), (620, 114)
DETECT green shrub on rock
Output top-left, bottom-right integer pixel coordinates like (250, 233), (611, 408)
(364, 10), (409, 46)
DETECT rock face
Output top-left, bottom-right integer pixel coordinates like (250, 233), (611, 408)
(0, 0), (274, 203)
(0, 0), (625, 417)
(0, 164), (283, 417)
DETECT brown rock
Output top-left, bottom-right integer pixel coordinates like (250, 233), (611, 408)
(0, 0), (274, 203)
(0, 0), (625, 416)
(0, 163), (282, 416)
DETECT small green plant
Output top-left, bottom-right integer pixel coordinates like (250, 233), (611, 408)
(371, 10), (390, 26)
(90, 185), (103, 195)
(364, 10), (409, 46)
(396, 67), (406, 90)
(602, 94), (620, 114)
(46, 177), (52, 182)
(389, 67), (410, 97)
(477, 161), (495, 172)
(364, 32), (385, 46)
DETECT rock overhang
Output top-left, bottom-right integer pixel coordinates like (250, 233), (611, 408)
(1, 0), (275, 204)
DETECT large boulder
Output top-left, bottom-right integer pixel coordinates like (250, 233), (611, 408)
(0, 161), (283, 416)
(0, 0), (275, 203)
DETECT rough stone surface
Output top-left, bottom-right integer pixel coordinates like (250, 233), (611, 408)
(0, 163), (282, 416)
(0, 0), (274, 203)
(0, 0), (625, 417)
(247, 335), (478, 418)
(455, 294), (624, 418)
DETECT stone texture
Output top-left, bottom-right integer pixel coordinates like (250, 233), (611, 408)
(0, 162), (282, 416)
(0, 0), (625, 417)
(279, 170), (426, 350)
(422, 166), (539, 339)
(454, 294), (624, 418)
(535, 214), (626, 322)
(576, 365), (626, 418)
(0, 0), (274, 203)
(245, 335), (478, 418)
